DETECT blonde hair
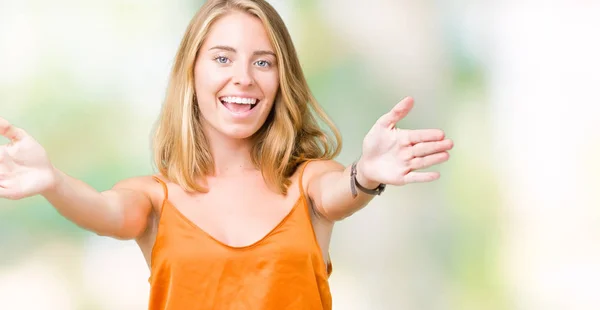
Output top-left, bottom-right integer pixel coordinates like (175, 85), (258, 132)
(152, 0), (341, 194)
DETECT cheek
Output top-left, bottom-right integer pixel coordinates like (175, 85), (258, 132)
(264, 73), (280, 100)
(195, 62), (227, 97)
(262, 76), (279, 114)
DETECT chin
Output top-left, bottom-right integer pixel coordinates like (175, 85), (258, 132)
(219, 125), (261, 140)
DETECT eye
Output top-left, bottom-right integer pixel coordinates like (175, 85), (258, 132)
(254, 60), (271, 68)
(214, 56), (230, 64)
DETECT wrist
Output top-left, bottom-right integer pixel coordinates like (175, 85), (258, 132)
(354, 160), (380, 189)
(41, 167), (63, 198)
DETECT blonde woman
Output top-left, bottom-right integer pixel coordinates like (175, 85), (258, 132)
(0, 0), (453, 309)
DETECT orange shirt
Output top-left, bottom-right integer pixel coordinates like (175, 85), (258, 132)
(148, 162), (332, 309)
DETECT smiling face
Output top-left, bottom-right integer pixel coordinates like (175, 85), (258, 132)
(194, 11), (280, 141)
(153, 0), (342, 194)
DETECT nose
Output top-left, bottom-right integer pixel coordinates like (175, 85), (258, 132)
(232, 63), (254, 87)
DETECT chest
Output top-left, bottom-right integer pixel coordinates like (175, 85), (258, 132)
(164, 174), (302, 248)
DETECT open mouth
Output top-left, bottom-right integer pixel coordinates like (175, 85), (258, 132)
(219, 96), (259, 113)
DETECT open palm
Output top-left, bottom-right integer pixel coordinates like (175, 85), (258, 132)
(358, 97), (453, 186)
(0, 117), (56, 200)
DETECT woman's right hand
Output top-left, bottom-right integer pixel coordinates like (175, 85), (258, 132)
(0, 117), (57, 200)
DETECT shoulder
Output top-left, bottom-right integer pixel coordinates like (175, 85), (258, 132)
(303, 159), (344, 176)
(111, 175), (167, 208)
(295, 159), (345, 222)
(298, 159), (345, 190)
(112, 175), (158, 191)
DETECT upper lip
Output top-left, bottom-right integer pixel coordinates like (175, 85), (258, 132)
(219, 95), (260, 100)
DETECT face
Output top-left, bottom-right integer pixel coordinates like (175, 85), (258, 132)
(194, 11), (280, 141)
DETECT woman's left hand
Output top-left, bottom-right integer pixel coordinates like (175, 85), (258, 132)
(356, 97), (454, 188)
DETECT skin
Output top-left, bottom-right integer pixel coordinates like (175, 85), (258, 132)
(0, 11), (453, 269)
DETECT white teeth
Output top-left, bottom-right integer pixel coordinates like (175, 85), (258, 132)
(220, 96), (257, 105)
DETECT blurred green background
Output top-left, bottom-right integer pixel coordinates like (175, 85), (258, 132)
(1, 0), (599, 309)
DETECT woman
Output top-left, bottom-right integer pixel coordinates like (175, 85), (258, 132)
(0, 0), (453, 309)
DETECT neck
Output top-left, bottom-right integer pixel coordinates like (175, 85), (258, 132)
(204, 129), (256, 177)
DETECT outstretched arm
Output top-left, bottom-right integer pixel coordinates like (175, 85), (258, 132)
(308, 97), (453, 221)
(0, 117), (152, 239)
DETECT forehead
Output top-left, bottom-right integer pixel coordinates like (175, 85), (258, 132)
(202, 11), (274, 52)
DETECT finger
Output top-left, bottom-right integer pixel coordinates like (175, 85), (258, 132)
(0, 188), (19, 200)
(0, 174), (20, 200)
(409, 151), (450, 170)
(0, 147), (14, 177)
(0, 174), (8, 187)
(0, 146), (8, 164)
(403, 171), (440, 184)
(410, 139), (453, 157)
(376, 97), (414, 129)
(0, 117), (25, 142)
(403, 129), (447, 145)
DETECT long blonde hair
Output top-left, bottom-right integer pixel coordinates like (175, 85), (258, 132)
(152, 0), (341, 194)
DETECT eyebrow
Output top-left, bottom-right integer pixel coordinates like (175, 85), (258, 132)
(208, 45), (276, 57)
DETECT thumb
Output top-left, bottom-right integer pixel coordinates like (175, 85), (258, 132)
(375, 97), (414, 129)
(0, 117), (26, 142)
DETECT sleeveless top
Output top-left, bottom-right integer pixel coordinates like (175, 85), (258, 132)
(147, 161), (333, 310)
